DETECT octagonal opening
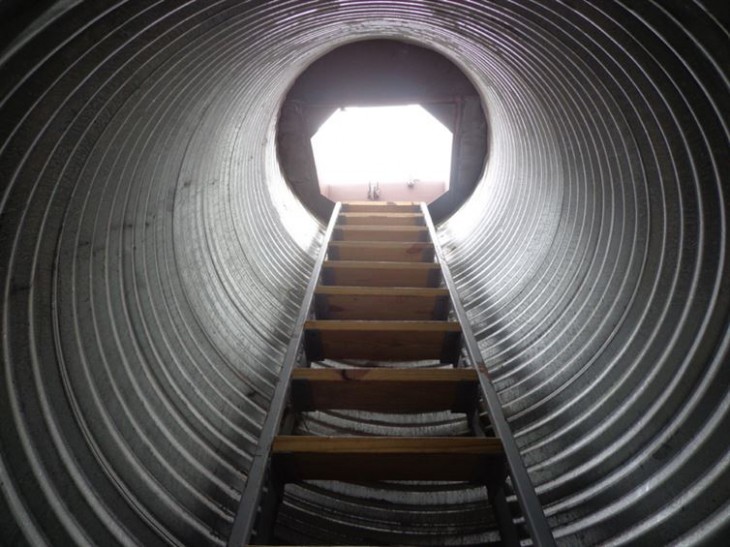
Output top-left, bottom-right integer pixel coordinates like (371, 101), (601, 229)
(275, 39), (488, 223)
(311, 105), (453, 203)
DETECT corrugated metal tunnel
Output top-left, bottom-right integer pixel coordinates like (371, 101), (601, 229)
(1, 1), (728, 545)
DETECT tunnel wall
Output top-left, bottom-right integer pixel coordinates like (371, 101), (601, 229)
(0, 1), (728, 546)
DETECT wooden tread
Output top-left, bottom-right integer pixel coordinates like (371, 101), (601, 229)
(333, 224), (429, 242)
(290, 368), (478, 413)
(328, 241), (435, 262)
(304, 320), (462, 362)
(271, 436), (504, 482)
(338, 212), (424, 226)
(322, 260), (441, 288)
(314, 286), (449, 320)
(342, 201), (420, 213)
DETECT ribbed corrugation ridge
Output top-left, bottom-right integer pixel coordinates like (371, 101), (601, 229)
(0, 1), (728, 546)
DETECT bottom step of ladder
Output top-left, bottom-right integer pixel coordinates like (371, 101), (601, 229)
(271, 436), (504, 483)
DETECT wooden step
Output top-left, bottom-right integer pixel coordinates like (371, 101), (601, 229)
(271, 436), (504, 482)
(290, 368), (478, 413)
(314, 286), (449, 320)
(304, 320), (462, 362)
(338, 212), (424, 226)
(328, 241), (435, 262)
(333, 225), (429, 242)
(342, 201), (420, 213)
(321, 261), (441, 288)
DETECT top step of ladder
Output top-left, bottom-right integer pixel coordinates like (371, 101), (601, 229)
(341, 201), (421, 213)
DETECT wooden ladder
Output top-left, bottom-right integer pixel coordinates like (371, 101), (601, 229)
(228, 201), (555, 547)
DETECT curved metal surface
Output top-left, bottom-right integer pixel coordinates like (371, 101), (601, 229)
(0, 1), (728, 546)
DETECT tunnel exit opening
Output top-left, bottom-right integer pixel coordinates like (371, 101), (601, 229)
(311, 104), (453, 203)
(275, 39), (488, 224)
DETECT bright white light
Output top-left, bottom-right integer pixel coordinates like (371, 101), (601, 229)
(311, 105), (452, 187)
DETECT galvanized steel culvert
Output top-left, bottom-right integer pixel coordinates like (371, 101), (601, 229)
(0, 1), (728, 546)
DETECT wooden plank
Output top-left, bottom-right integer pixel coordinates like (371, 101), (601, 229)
(304, 320), (461, 362)
(333, 225), (429, 242)
(342, 201), (420, 213)
(338, 212), (424, 226)
(328, 241), (435, 262)
(290, 368), (478, 413)
(314, 285), (449, 320)
(305, 320), (461, 332)
(321, 261), (441, 288)
(271, 436), (504, 482)
(315, 286), (449, 297)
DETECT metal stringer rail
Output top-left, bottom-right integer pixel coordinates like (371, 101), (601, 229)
(226, 202), (342, 547)
(420, 202), (556, 547)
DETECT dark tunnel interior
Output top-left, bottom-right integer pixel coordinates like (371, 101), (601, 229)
(0, 1), (729, 545)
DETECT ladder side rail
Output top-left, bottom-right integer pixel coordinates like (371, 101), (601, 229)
(420, 203), (556, 547)
(227, 202), (343, 547)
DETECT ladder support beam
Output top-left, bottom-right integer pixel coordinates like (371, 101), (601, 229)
(420, 202), (556, 547)
(226, 203), (342, 547)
